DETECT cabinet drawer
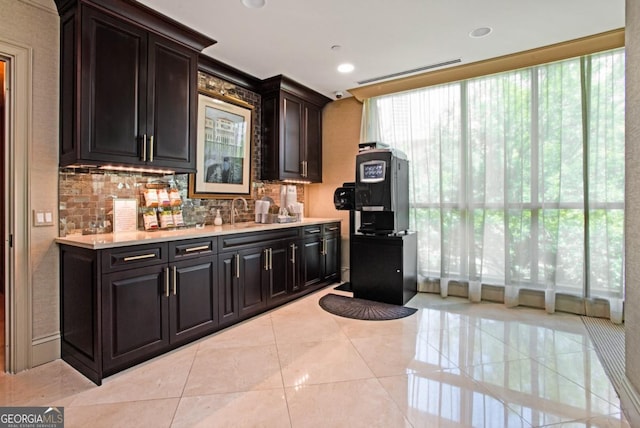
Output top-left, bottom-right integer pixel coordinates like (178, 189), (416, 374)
(323, 223), (341, 235)
(219, 228), (300, 250)
(169, 238), (217, 261)
(101, 243), (168, 273)
(302, 225), (323, 237)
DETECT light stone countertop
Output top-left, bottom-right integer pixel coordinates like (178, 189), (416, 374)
(55, 218), (342, 250)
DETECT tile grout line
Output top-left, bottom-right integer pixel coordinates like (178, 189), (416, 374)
(168, 342), (201, 427)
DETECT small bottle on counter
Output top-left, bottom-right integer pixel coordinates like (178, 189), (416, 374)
(214, 209), (223, 226)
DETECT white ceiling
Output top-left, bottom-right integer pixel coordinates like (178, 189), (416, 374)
(137, 0), (625, 99)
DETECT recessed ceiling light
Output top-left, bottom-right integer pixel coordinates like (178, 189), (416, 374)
(469, 27), (492, 38)
(337, 63), (354, 73)
(241, 0), (266, 8)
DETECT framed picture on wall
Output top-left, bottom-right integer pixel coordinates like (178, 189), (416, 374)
(188, 92), (253, 198)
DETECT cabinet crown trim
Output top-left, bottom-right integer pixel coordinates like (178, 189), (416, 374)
(261, 75), (332, 107)
(54, 0), (216, 51)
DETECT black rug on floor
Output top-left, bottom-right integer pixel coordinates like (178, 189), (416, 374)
(319, 293), (417, 321)
(333, 282), (352, 292)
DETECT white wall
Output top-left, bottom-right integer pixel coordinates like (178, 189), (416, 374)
(308, 98), (362, 279)
(625, 0), (640, 412)
(0, 0), (60, 367)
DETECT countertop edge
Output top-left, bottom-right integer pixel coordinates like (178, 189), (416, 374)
(55, 218), (343, 250)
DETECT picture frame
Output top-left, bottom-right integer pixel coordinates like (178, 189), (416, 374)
(189, 91), (253, 198)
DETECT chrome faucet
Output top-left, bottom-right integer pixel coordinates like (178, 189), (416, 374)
(231, 197), (248, 225)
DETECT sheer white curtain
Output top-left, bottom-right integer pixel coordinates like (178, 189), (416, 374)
(362, 49), (625, 321)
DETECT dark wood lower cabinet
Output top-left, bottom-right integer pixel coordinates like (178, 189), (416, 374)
(101, 253), (218, 375)
(302, 238), (323, 289)
(238, 247), (268, 318)
(218, 251), (240, 327)
(218, 247), (268, 327)
(267, 240), (299, 304)
(323, 233), (340, 283)
(170, 257), (217, 345)
(301, 223), (341, 290)
(59, 222), (340, 385)
(102, 265), (169, 373)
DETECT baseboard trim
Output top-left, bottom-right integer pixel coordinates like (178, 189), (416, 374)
(31, 333), (60, 367)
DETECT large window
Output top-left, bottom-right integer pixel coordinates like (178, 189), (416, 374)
(363, 49), (625, 305)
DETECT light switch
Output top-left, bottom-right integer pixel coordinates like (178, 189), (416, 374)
(33, 210), (54, 227)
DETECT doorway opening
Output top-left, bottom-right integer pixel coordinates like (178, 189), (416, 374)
(1, 58), (5, 373)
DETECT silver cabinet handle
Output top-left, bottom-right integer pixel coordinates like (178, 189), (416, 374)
(123, 253), (156, 262)
(149, 135), (154, 162)
(328, 226), (339, 231)
(322, 238), (327, 256)
(290, 243), (297, 263)
(185, 245), (210, 253)
(235, 254), (240, 279)
(172, 265), (177, 296)
(165, 267), (170, 297)
(142, 134), (147, 161)
(264, 249), (269, 271)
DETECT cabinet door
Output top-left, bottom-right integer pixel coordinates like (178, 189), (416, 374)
(80, 6), (147, 166)
(289, 240), (302, 293)
(301, 237), (323, 289)
(303, 102), (323, 182)
(102, 265), (168, 373)
(218, 252), (239, 327)
(266, 241), (292, 304)
(169, 256), (217, 345)
(238, 247), (268, 318)
(147, 34), (197, 172)
(281, 94), (304, 179)
(323, 234), (340, 282)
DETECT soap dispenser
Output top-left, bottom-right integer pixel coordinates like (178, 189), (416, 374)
(214, 209), (223, 226)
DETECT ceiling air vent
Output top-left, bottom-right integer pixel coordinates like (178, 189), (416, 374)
(357, 58), (462, 85)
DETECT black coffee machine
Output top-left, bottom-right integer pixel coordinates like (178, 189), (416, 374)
(333, 143), (417, 305)
(355, 147), (409, 235)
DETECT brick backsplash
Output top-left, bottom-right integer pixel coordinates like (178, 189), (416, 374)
(58, 71), (306, 236)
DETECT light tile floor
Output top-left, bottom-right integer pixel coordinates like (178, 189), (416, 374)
(0, 287), (631, 427)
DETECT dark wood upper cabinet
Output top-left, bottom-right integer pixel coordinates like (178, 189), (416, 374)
(261, 76), (331, 183)
(54, 0), (215, 172)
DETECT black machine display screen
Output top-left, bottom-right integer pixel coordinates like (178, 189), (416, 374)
(360, 160), (386, 183)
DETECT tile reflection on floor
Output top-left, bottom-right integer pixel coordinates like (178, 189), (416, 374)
(0, 288), (631, 428)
